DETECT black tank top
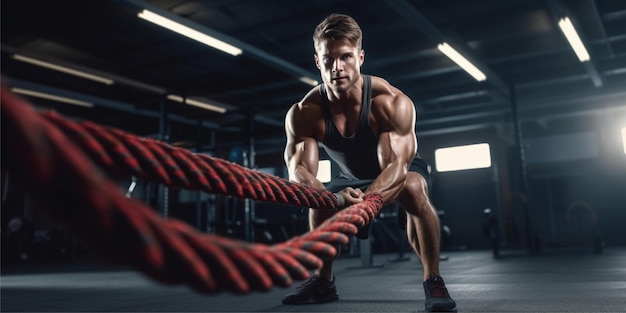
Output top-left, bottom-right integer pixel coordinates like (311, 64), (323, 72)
(320, 75), (381, 180)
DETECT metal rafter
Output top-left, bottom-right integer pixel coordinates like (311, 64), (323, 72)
(545, 0), (603, 87)
(383, 0), (511, 104)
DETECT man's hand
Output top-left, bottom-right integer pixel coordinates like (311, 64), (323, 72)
(335, 187), (365, 208)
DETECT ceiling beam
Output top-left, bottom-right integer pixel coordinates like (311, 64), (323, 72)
(545, 0), (603, 87)
(3, 45), (287, 128)
(383, 0), (510, 102)
(117, 0), (318, 84)
(587, 0), (614, 58)
(5, 78), (236, 132)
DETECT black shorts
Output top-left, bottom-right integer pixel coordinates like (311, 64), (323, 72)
(324, 156), (431, 239)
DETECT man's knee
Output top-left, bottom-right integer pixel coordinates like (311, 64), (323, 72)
(398, 173), (431, 216)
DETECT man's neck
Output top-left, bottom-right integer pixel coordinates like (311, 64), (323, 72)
(327, 76), (363, 107)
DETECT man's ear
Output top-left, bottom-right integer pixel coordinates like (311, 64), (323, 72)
(314, 54), (321, 69)
(359, 49), (365, 66)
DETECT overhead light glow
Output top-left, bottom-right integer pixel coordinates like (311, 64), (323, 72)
(437, 43), (486, 81)
(299, 76), (319, 86)
(12, 54), (114, 85)
(167, 94), (227, 113)
(166, 94), (185, 102)
(138, 9), (242, 56)
(622, 127), (626, 154)
(558, 17), (590, 62)
(11, 88), (94, 108)
(622, 127), (626, 155)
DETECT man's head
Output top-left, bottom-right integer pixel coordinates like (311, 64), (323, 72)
(313, 13), (362, 51)
(313, 14), (365, 93)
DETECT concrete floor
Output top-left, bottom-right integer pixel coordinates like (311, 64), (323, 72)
(2, 247), (626, 312)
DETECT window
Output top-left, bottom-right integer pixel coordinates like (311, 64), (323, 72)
(435, 143), (491, 172)
(317, 160), (332, 183)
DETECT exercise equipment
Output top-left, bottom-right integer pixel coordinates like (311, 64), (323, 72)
(2, 85), (384, 294)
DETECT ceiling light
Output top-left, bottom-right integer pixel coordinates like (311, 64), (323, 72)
(138, 9), (242, 56)
(12, 54), (114, 85)
(11, 88), (94, 108)
(299, 76), (319, 86)
(167, 94), (185, 102)
(558, 17), (590, 62)
(437, 43), (486, 82)
(167, 94), (227, 113)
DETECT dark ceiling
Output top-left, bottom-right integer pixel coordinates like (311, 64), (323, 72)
(2, 0), (626, 162)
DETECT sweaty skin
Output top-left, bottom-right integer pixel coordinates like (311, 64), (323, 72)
(284, 37), (417, 207)
(283, 36), (421, 282)
(282, 16), (455, 311)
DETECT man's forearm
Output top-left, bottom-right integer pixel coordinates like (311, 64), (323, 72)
(292, 166), (326, 190)
(365, 161), (407, 204)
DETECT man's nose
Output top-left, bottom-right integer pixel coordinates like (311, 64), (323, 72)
(332, 59), (343, 72)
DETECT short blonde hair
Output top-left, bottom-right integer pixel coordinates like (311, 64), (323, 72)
(313, 13), (363, 51)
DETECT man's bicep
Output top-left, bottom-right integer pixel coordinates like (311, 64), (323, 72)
(378, 130), (416, 169)
(379, 96), (417, 166)
(284, 114), (319, 179)
(285, 138), (320, 183)
(283, 101), (323, 186)
(395, 132), (417, 163)
(284, 105), (306, 169)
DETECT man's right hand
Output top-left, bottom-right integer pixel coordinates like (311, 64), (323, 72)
(337, 187), (365, 208)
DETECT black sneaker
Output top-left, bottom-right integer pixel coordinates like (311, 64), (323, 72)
(281, 274), (339, 305)
(423, 274), (456, 312)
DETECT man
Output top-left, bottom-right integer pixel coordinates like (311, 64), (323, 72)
(282, 13), (456, 312)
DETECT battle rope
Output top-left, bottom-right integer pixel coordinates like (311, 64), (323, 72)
(41, 112), (340, 210)
(1, 85), (384, 294)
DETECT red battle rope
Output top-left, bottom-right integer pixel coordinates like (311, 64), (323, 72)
(40, 111), (340, 210)
(1, 85), (383, 294)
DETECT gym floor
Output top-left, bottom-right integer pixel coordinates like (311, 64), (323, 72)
(2, 247), (625, 312)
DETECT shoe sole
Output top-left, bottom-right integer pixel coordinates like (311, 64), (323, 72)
(425, 304), (457, 312)
(282, 295), (339, 305)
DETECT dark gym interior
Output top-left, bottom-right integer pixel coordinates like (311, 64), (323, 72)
(2, 0), (626, 312)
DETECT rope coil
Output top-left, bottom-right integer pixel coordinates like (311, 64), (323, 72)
(1, 85), (383, 294)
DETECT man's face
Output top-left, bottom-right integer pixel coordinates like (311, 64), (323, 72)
(314, 38), (364, 94)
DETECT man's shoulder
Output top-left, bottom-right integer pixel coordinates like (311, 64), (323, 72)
(285, 86), (325, 139)
(292, 86), (323, 110)
(369, 75), (405, 97)
(286, 87), (324, 120)
(369, 76), (410, 105)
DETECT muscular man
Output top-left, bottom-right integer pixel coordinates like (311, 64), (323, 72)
(282, 13), (456, 312)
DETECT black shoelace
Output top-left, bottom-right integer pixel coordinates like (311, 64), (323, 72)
(425, 277), (448, 298)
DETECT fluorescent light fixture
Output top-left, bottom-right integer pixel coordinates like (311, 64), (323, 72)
(317, 160), (332, 183)
(138, 9), (242, 56)
(558, 17), (590, 62)
(11, 87), (94, 108)
(12, 54), (114, 85)
(167, 94), (185, 102)
(167, 94), (227, 113)
(299, 76), (319, 86)
(435, 143), (491, 172)
(437, 43), (486, 81)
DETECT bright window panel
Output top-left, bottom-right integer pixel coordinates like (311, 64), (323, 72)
(317, 160), (332, 183)
(435, 143), (491, 172)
